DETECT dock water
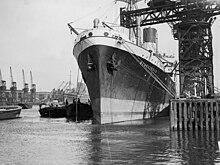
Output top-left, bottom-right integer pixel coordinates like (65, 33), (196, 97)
(1, 106), (220, 164)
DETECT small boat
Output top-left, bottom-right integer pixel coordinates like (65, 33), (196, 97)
(66, 102), (93, 121)
(38, 100), (67, 118)
(39, 106), (67, 118)
(0, 106), (22, 120)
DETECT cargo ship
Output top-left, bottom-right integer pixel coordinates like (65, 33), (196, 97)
(69, 1), (176, 124)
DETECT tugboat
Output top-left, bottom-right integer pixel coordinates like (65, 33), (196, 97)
(66, 99), (93, 121)
(38, 100), (66, 118)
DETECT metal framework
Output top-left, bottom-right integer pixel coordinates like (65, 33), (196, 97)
(120, 0), (220, 97)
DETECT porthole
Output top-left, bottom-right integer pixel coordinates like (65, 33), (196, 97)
(104, 32), (109, 36)
(88, 32), (93, 37)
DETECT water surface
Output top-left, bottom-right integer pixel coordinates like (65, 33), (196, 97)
(0, 106), (220, 164)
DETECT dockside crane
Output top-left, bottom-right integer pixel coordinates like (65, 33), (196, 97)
(9, 66), (17, 103)
(0, 69), (6, 91)
(57, 81), (66, 102)
(0, 69), (6, 104)
(22, 69), (29, 93)
(30, 71), (36, 102)
(57, 81), (65, 90)
(0, 69), (2, 87)
(10, 66), (17, 91)
(22, 69), (29, 103)
(62, 82), (69, 92)
(119, 0), (220, 98)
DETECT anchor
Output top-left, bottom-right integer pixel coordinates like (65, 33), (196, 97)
(87, 54), (95, 71)
(107, 53), (121, 72)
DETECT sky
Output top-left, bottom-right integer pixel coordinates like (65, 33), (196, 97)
(0, 0), (219, 92)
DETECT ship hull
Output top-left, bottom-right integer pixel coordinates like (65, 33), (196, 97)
(74, 36), (175, 124)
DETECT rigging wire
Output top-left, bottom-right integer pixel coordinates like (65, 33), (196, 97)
(123, 43), (175, 97)
(118, 58), (171, 95)
(100, 1), (116, 21)
(69, 1), (115, 24)
(114, 59), (170, 118)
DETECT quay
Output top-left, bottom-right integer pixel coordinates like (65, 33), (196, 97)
(170, 99), (220, 131)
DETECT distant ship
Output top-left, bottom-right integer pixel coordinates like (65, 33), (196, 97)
(69, 1), (176, 124)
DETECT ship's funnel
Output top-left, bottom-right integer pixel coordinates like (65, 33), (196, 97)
(93, 18), (100, 28)
(142, 27), (158, 53)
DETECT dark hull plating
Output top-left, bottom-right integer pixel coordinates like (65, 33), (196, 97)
(78, 45), (175, 124)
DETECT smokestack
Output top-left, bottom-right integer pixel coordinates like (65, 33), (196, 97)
(142, 27), (158, 53)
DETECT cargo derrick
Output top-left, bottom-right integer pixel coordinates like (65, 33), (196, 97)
(120, 0), (220, 98)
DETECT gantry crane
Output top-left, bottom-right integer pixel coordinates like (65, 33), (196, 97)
(119, 0), (220, 98)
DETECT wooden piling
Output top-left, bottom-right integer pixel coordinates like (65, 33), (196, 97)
(178, 101), (182, 130)
(200, 101), (203, 131)
(194, 102), (198, 131)
(189, 102), (192, 130)
(170, 99), (220, 131)
(205, 101), (209, 130)
(216, 102), (219, 131)
(210, 101), (214, 130)
(170, 101), (177, 131)
(183, 102), (187, 130)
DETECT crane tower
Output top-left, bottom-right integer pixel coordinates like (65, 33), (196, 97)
(119, 0), (220, 98)
(9, 67), (17, 103)
(30, 71), (36, 102)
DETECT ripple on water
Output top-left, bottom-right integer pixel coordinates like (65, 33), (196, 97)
(1, 109), (220, 164)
